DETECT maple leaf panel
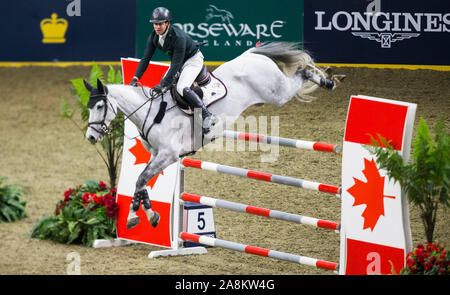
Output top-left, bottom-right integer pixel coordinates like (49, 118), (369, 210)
(347, 158), (395, 231)
(128, 138), (164, 188)
(116, 121), (181, 247)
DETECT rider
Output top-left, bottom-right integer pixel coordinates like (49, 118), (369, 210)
(130, 7), (217, 134)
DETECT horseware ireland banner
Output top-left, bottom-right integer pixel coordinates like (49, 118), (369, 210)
(340, 95), (416, 275)
(136, 0), (303, 62)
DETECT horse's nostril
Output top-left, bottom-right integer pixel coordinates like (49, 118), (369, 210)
(89, 135), (96, 143)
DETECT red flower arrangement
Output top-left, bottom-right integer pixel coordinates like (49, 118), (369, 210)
(56, 180), (118, 219)
(401, 242), (449, 275)
(32, 180), (119, 247)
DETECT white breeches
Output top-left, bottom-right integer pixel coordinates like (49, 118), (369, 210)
(176, 50), (204, 96)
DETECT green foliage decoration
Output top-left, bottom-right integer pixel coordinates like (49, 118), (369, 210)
(0, 177), (28, 223)
(61, 64), (124, 189)
(369, 117), (449, 243)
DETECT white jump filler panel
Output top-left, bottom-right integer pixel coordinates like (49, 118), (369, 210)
(339, 95), (415, 275)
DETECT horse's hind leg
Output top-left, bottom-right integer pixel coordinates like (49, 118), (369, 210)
(302, 67), (345, 90)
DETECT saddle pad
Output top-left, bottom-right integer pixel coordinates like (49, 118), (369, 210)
(203, 72), (227, 107)
(181, 73), (227, 115)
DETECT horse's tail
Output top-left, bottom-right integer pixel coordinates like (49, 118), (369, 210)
(250, 42), (326, 102)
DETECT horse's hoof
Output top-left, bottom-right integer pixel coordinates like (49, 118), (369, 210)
(149, 211), (160, 228)
(331, 75), (346, 90)
(127, 217), (140, 229)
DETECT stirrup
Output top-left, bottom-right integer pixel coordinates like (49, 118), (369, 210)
(202, 115), (217, 134)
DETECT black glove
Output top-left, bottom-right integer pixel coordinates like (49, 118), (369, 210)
(129, 77), (138, 86)
(153, 83), (164, 94)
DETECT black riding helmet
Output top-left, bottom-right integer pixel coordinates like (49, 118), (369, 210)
(150, 7), (172, 23)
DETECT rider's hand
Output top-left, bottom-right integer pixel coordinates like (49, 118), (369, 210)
(153, 83), (164, 94)
(129, 77), (138, 86)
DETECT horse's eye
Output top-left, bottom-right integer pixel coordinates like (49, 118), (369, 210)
(97, 104), (103, 110)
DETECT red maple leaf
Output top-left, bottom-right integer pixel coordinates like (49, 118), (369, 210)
(347, 158), (395, 231)
(129, 138), (151, 165)
(128, 138), (163, 189)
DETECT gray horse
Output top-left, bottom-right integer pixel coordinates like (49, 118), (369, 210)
(83, 42), (344, 229)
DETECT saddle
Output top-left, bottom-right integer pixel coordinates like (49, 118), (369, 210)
(171, 65), (227, 115)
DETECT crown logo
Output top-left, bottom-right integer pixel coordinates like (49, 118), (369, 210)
(40, 13), (68, 44)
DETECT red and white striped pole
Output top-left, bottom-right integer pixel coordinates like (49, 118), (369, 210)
(181, 192), (339, 231)
(182, 158), (341, 196)
(180, 232), (339, 271)
(223, 130), (342, 155)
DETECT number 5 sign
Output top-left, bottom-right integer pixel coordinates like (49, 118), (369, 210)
(183, 202), (216, 248)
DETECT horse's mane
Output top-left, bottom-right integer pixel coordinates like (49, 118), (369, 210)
(250, 42), (312, 77)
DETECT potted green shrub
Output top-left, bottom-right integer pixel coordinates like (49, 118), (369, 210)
(0, 177), (28, 223)
(369, 117), (448, 243)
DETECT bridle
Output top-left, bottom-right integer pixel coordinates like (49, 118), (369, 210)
(87, 92), (117, 136)
(87, 84), (171, 138)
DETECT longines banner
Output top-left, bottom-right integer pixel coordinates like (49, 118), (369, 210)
(136, 0), (303, 62)
(0, 0), (135, 61)
(303, 0), (450, 65)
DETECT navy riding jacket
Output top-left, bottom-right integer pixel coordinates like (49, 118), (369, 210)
(134, 25), (200, 87)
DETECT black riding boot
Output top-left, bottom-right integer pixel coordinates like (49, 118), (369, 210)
(182, 87), (217, 134)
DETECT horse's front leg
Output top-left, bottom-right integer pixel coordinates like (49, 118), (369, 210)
(126, 151), (177, 230)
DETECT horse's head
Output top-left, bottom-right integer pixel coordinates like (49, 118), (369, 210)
(83, 79), (117, 144)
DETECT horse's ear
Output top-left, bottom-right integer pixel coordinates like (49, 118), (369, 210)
(97, 78), (104, 92)
(83, 79), (93, 92)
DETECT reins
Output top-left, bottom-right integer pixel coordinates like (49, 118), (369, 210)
(88, 83), (170, 138)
